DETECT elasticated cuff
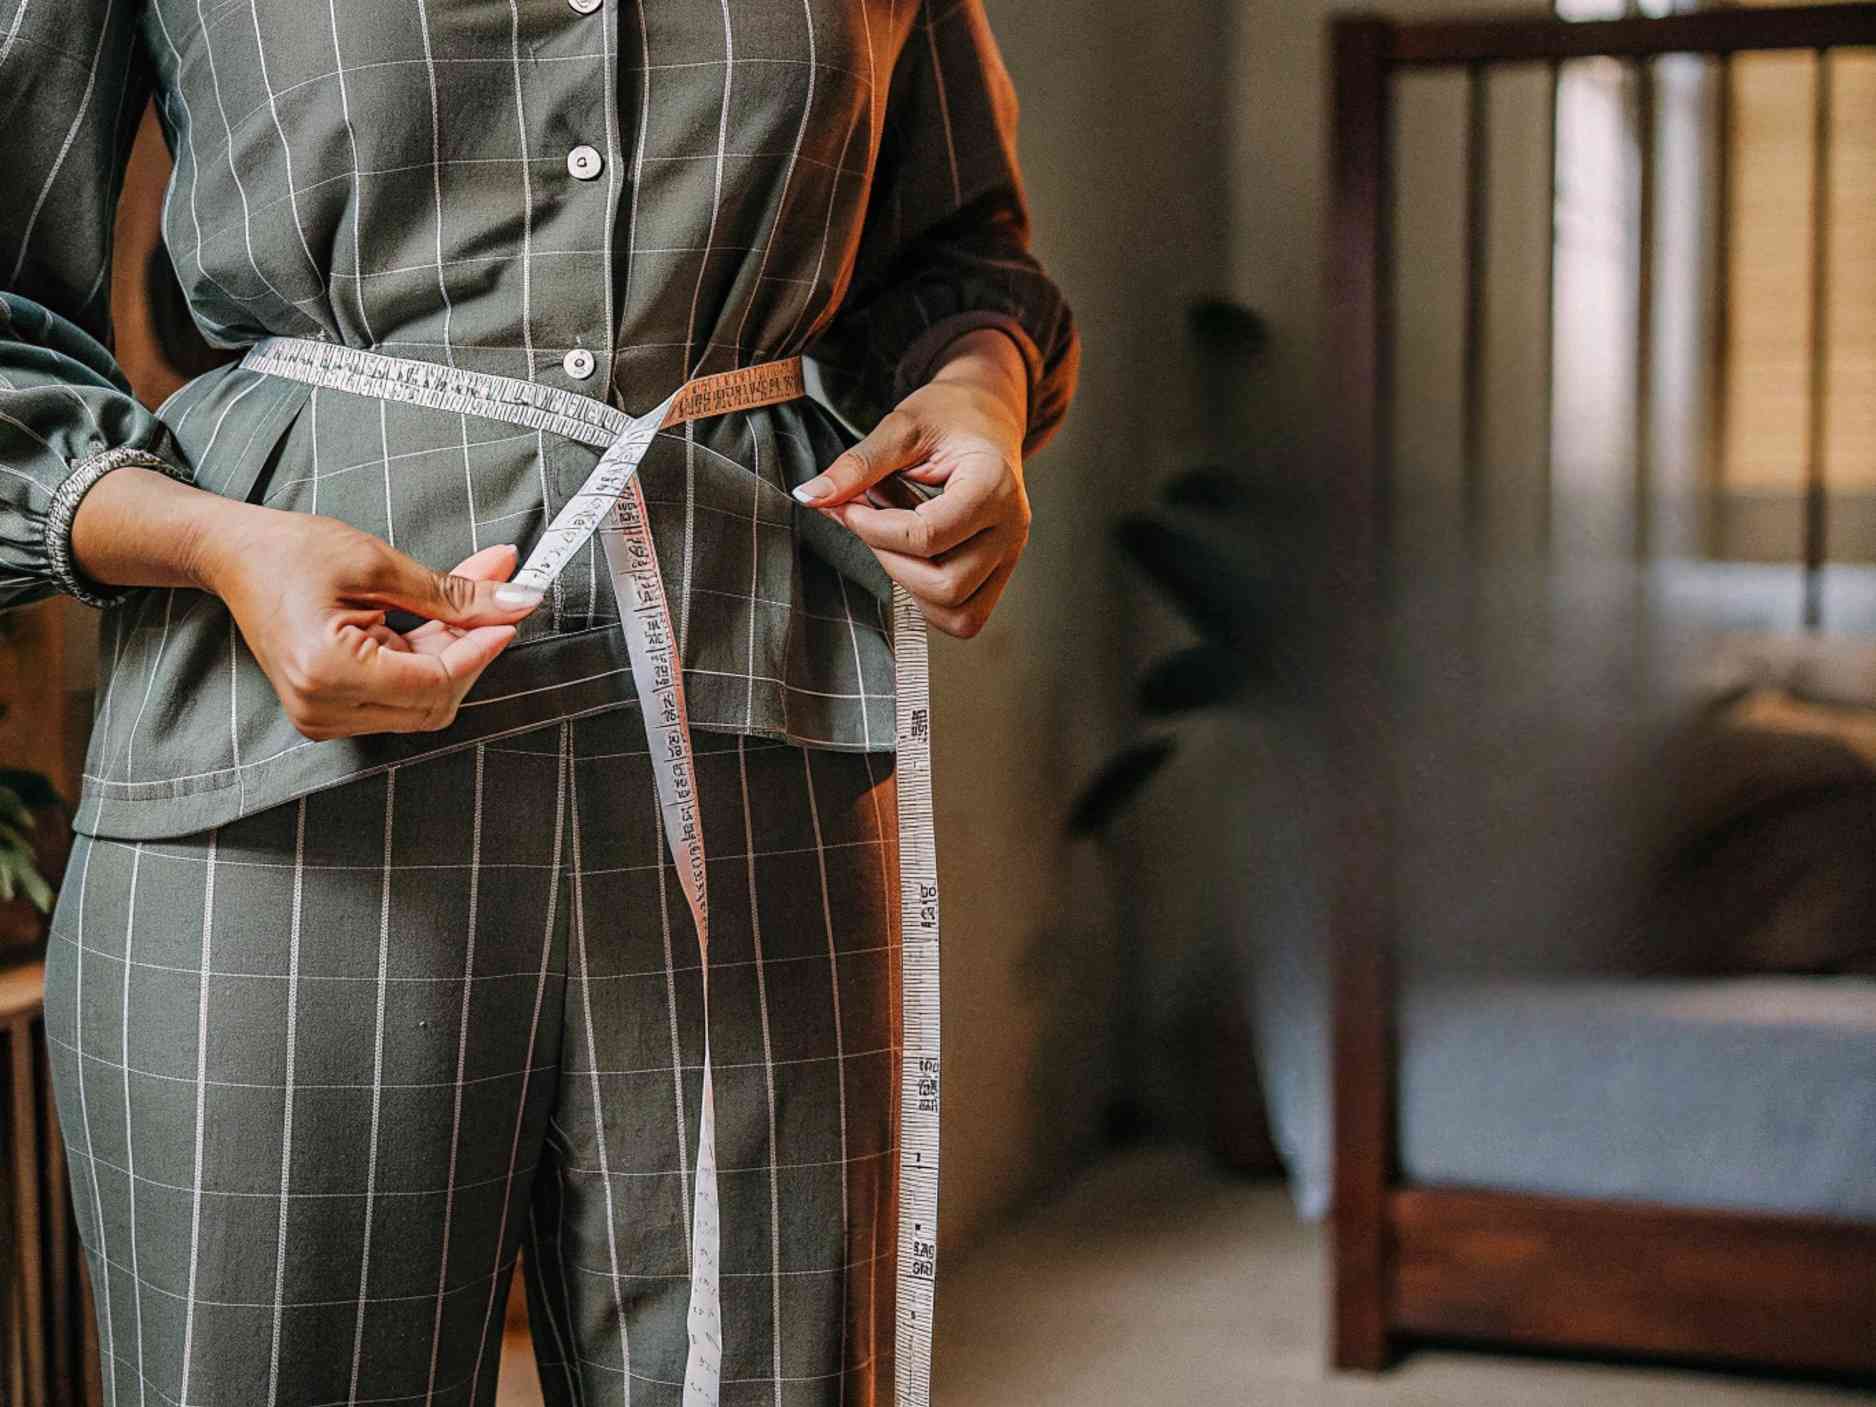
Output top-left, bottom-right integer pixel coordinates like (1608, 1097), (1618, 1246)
(45, 446), (194, 608)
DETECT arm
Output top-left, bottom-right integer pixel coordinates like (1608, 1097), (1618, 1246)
(0, 0), (179, 613)
(70, 469), (542, 739)
(0, 1), (537, 739)
(798, 0), (1079, 638)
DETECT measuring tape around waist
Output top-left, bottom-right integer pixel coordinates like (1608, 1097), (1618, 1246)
(237, 336), (943, 1406)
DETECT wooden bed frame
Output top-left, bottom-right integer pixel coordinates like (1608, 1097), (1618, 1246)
(1324, 5), (1876, 1381)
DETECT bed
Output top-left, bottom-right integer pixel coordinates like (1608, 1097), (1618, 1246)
(1292, 4), (1876, 1381)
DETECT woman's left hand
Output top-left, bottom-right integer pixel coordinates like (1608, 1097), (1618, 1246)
(792, 328), (1031, 639)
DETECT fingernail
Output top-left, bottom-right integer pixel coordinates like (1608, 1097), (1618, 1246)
(792, 476), (834, 504)
(494, 585), (545, 609)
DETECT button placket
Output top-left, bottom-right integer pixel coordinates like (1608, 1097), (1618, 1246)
(565, 0), (624, 400)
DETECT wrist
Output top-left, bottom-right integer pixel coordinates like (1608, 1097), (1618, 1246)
(69, 464), (257, 598)
(178, 496), (261, 596)
(927, 327), (1030, 437)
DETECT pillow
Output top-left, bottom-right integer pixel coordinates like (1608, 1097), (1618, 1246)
(1638, 687), (1876, 977)
(1696, 631), (1876, 711)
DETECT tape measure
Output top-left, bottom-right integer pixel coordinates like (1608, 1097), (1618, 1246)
(238, 336), (942, 1406)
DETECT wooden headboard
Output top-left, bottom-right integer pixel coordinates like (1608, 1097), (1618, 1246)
(1323, 3), (1876, 1380)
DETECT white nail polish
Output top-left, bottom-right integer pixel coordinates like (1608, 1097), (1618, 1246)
(495, 584), (545, 609)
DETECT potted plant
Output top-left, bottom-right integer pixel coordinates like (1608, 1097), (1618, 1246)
(0, 769), (69, 964)
(1067, 298), (1324, 1170)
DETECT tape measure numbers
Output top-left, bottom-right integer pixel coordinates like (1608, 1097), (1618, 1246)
(238, 336), (943, 1407)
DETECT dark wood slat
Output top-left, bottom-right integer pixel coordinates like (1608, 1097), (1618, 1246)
(1462, 64), (1489, 549)
(1389, 1187), (1876, 1377)
(39, 1019), (74, 1407)
(1326, 13), (1399, 1377)
(1703, 52), (1733, 561)
(1633, 56), (1657, 563)
(79, 1258), (102, 1407)
(10, 1011), (47, 1407)
(3, 1017), (22, 1402)
(1804, 50), (1832, 630)
(1390, 4), (1876, 68)
(1538, 58), (1559, 561)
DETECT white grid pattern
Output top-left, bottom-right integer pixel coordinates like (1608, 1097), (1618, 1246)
(42, 716), (901, 1403)
(3, 0), (1075, 843)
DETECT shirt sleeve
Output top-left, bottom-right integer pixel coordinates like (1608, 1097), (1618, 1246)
(0, 1), (191, 612)
(806, 0), (1080, 458)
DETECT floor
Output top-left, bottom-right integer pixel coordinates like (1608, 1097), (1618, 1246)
(498, 1147), (1874, 1406)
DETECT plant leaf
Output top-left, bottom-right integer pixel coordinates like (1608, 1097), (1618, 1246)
(0, 782), (56, 913)
(16, 863), (53, 913)
(1138, 644), (1255, 715)
(1067, 738), (1177, 836)
(0, 771), (60, 809)
(1114, 514), (1269, 649)
(1159, 465), (1255, 516)
(1186, 298), (1267, 356)
(0, 788), (34, 831)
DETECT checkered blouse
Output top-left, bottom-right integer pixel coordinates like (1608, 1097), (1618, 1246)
(0, 0), (1078, 840)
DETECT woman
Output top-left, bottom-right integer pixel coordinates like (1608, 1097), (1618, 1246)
(0, 2), (1076, 1403)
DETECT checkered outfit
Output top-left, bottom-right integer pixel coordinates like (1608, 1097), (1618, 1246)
(44, 716), (905, 1406)
(2, 0), (1079, 1401)
(0, 0), (1078, 840)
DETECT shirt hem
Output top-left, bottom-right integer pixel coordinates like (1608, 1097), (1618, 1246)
(74, 625), (898, 842)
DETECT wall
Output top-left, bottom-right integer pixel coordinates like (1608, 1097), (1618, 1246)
(941, 0), (1557, 1193)
(1104, 0), (1568, 1163)
(931, 0), (1233, 1247)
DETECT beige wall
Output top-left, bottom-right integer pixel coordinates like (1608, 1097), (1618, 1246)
(1101, 0), (1569, 1147)
(930, 1), (1233, 1248)
(936, 1), (1558, 1229)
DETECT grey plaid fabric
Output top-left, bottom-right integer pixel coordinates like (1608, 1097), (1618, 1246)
(0, 0), (1079, 842)
(42, 713), (903, 1406)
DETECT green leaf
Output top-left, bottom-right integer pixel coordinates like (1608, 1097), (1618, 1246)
(1114, 514), (1270, 650)
(1158, 465), (1255, 516)
(1067, 738), (1177, 836)
(0, 787), (35, 832)
(1186, 298), (1267, 356)
(1138, 644), (1256, 716)
(0, 782), (57, 914)
(0, 771), (59, 809)
(16, 864), (53, 914)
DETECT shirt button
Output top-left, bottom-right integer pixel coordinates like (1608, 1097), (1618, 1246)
(567, 145), (603, 180)
(563, 348), (596, 380)
(568, 0), (602, 11)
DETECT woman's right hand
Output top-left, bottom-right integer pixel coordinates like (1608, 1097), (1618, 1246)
(72, 466), (543, 741)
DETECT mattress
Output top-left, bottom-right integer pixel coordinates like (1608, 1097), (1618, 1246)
(1256, 974), (1876, 1222)
(1246, 561), (1876, 1221)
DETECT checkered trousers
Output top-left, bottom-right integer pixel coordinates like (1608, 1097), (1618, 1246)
(40, 712), (902, 1407)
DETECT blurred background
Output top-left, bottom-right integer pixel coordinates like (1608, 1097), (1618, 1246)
(4, 1), (1875, 1404)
